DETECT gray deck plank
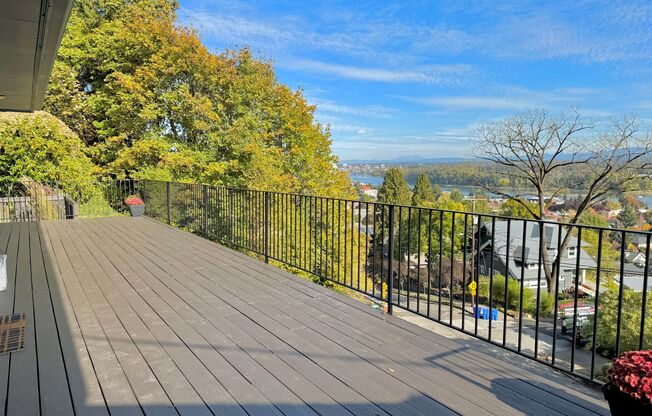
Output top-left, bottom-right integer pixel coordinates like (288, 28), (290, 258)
(62, 221), (225, 416)
(29, 222), (75, 416)
(7, 223), (40, 416)
(111, 218), (536, 416)
(201, 224), (607, 415)
(99, 218), (459, 416)
(119, 216), (608, 416)
(87, 219), (386, 416)
(0, 223), (17, 416)
(76, 220), (319, 416)
(44, 221), (144, 416)
(51, 221), (179, 416)
(70, 221), (273, 416)
(38, 222), (110, 416)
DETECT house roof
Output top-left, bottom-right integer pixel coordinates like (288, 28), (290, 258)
(482, 220), (597, 279)
(632, 233), (651, 245)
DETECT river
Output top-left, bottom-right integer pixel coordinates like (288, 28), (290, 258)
(349, 174), (652, 207)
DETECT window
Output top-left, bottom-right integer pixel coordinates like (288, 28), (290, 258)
(568, 247), (576, 258)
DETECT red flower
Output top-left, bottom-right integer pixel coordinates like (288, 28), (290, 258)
(124, 197), (144, 206)
(608, 350), (652, 404)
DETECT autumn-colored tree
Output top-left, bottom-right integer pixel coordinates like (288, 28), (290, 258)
(44, 0), (351, 198)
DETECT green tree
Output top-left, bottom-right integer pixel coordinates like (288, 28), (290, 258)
(500, 199), (537, 219)
(378, 168), (411, 205)
(432, 183), (441, 200)
(618, 204), (639, 229)
(449, 188), (464, 203)
(44, 0), (351, 198)
(411, 174), (434, 206)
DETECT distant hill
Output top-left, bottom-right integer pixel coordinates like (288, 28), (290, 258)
(342, 155), (469, 165)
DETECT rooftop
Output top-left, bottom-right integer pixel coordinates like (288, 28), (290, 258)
(0, 216), (609, 416)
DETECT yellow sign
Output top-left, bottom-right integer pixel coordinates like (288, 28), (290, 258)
(468, 281), (477, 296)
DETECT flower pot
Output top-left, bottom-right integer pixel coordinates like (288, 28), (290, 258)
(603, 382), (652, 416)
(128, 204), (145, 217)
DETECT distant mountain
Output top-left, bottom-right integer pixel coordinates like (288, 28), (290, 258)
(341, 155), (469, 165)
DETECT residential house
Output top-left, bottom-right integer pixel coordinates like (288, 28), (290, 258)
(632, 233), (650, 250)
(478, 220), (597, 290)
(617, 252), (651, 292)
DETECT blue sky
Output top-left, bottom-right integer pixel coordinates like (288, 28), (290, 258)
(178, 0), (652, 161)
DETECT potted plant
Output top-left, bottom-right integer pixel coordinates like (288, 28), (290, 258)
(124, 196), (145, 217)
(603, 350), (652, 415)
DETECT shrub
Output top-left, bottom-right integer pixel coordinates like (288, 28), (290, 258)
(0, 111), (98, 200)
(607, 350), (652, 404)
(478, 274), (553, 317)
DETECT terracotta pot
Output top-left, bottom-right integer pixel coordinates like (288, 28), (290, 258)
(603, 382), (652, 416)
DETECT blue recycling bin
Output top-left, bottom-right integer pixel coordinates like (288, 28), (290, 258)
(473, 306), (499, 320)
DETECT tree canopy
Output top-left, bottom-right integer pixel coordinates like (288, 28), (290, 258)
(411, 173), (434, 206)
(378, 168), (412, 205)
(42, 0), (351, 197)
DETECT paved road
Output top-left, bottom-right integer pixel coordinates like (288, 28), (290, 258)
(385, 290), (610, 377)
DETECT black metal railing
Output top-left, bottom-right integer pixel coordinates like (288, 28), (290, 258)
(3, 178), (649, 383)
(139, 179), (651, 384)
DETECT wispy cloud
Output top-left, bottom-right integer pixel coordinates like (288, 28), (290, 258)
(309, 98), (397, 119)
(283, 59), (472, 84)
(397, 87), (610, 111)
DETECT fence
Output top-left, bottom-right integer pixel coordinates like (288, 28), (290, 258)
(140, 179), (651, 384)
(0, 179), (141, 222)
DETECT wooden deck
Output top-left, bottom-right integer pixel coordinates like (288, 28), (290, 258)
(0, 217), (609, 416)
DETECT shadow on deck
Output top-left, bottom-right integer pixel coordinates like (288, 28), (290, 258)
(0, 217), (609, 416)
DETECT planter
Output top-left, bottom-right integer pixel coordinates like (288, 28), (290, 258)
(603, 382), (652, 416)
(128, 204), (145, 217)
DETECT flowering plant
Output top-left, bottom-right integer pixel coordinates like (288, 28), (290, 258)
(607, 350), (652, 404)
(124, 196), (144, 206)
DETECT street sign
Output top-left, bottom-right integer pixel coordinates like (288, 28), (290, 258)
(468, 281), (477, 296)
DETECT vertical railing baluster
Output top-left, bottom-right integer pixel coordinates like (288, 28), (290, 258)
(616, 230), (626, 356)
(640, 234), (651, 350)
(518, 220), (527, 352)
(450, 212), (456, 326)
(166, 181), (171, 224)
(571, 226), (582, 372)
(462, 214), (468, 331)
(503, 219), (511, 346)
(387, 205), (395, 315)
(534, 221), (543, 356)
(552, 222), (563, 366)
(590, 229), (603, 380)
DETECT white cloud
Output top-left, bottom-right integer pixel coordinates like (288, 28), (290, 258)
(309, 98), (397, 119)
(282, 59), (471, 84)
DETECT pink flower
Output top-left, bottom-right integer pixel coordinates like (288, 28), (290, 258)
(609, 350), (652, 405)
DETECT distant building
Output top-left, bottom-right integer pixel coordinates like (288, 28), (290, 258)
(358, 185), (378, 199)
(632, 233), (650, 250)
(616, 254), (651, 292)
(477, 220), (597, 290)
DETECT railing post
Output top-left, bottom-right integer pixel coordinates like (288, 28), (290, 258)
(166, 181), (171, 224)
(202, 184), (208, 236)
(387, 205), (395, 314)
(264, 191), (270, 263)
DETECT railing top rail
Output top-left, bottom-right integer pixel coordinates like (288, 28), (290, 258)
(143, 179), (652, 237)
